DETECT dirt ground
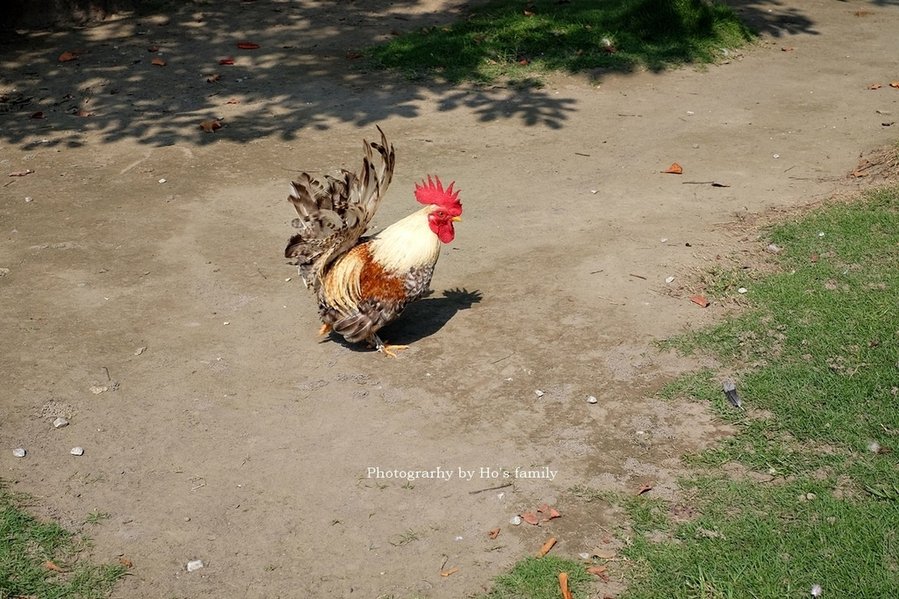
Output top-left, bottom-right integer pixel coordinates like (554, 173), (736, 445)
(1, 1), (898, 597)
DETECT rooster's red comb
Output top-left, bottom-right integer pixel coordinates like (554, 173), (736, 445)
(414, 175), (462, 215)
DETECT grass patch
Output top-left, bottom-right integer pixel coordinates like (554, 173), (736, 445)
(369, 0), (753, 83)
(620, 188), (899, 597)
(477, 556), (592, 599)
(0, 484), (126, 599)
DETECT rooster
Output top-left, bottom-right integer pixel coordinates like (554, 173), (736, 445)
(284, 128), (463, 357)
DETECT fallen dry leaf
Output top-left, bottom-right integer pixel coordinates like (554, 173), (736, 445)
(151, 57), (166, 67)
(487, 527), (501, 539)
(890, 82), (899, 89)
(690, 295), (710, 308)
(518, 57), (530, 65)
(868, 83), (882, 90)
(58, 51), (77, 62)
(521, 511), (540, 526)
(9, 169), (34, 177)
(439, 566), (459, 577)
(236, 41), (260, 49)
(219, 56), (235, 65)
(44, 560), (64, 572)
(118, 557), (134, 568)
(206, 73), (221, 83)
(781, 46), (795, 52)
(637, 483), (653, 496)
(199, 119), (222, 133)
(663, 162), (684, 175)
(559, 572), (573, 599)
(30, 111), (45, 119)
(587, 565), (611, 582)
(537, 537), (557, 558)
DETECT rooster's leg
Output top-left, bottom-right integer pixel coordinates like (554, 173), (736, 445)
(371, 334), (409, 358)
(318, 323), (332, 337)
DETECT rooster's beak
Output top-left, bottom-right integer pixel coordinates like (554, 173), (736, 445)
(452, 216), (462, 222)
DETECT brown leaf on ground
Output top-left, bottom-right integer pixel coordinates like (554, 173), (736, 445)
(58, 51), (77, 62)
(587, 565), (611, 582)
(690, 295), (710, 308)
(118, 557), (134, 568)
(151, 57), (166, 67)
(9, 169), (34, 177)
(781, 46), (795, 52)
(237, 41), (260, 49)
(521, 511), (540, 525)
(890, 82), (899, 89)
(219, 56), (235, 65)
(536, 504), (561, 520)
(637, 483), (653, 495)
(487, 527), (501, 539)
(867, 83), (882, 90)
(536, 536), (557, 558)
(559, 572), (573, 599)
(439, 566), (459, 577)
(663, 162), (683, 174)
(199, 119), (222, 133)
(44, 560), (65, 572)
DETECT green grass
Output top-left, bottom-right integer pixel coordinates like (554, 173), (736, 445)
(0, 485), (126, 599)
(477, 556), (592, 599)
(618, 187), (899, 598)
(369, 0), (754, 83)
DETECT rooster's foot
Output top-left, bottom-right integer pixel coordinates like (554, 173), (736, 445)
(371, 335), (408, 358)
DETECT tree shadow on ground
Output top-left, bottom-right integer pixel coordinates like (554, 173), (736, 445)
(0, 0), (838, 149)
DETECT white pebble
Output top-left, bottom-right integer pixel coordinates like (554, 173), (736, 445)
(25, 196), (33, 202)
(53, 417), (69, 428)
(496, 492), (505, 500)
(818, 232), (825, 237)
(158, 178), (167, 184)
(738, 287), (748, 294)
(586, 395), (598, 404)
(70, 446), (84, 456)
(867, 441), (881, 453)
(665, 275), (675, 284)
(773, 153), (780, 159)
(767, 243), (782, 254)
(578, 552), (591, 560)
(454, 535), (463, 541)
(806, 492), (816, 500)
(534, 389), (545, 398)
(186, 559), (204, 572)
(135, 346), (147, 355)
(223, 321), (230, 325)
(13, 448), (26, 458)
(811, 584), (823, 597)
(660, 238), (669, 243)
(510, 515), (522, 525)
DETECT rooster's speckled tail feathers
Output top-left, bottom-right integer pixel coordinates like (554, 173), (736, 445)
(284, 127), (395, 290)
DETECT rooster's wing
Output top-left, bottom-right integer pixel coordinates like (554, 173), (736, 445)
(284, 127), (395, 290)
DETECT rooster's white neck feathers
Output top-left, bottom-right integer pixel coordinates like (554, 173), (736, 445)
(368, 206), (440, 272)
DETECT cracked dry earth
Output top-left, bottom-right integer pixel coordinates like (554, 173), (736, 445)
(2, 1), (898, 597)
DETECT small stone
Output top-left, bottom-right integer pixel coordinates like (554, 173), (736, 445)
(184, 517), (191, 522)
(811, 584), (823, 597)
(665, 275), (675, 284)
(766, 243), (782, 254)
(135, 346), (147, 356)
(586, 395), (598, 404)
(454, 535), (463, 541)
(158, 178), (167, 184)
(578, 552), (591, 560)
(13, 448), (26, 458)
(738, 287), (748, 294)
(25, 196), (33, 202)
(510, 515), (522, 526)
(186, 559), (204, 572)
(806, 492), (816, 501)
(53, 417), (69, 428)
(90, 385), (108, 394)
(660, 238), (669, 243)
(70, 446), (84, 456)
(867, 441), (881, 453)
(534, 389), (544, 398)
(223, 321), (230, 326)
(773, 153), (780, 159)
(284, 277), (291, 282)
(818, 231), (825, 237)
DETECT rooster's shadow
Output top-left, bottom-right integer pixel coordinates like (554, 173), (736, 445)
(332, 288), (483, 351)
